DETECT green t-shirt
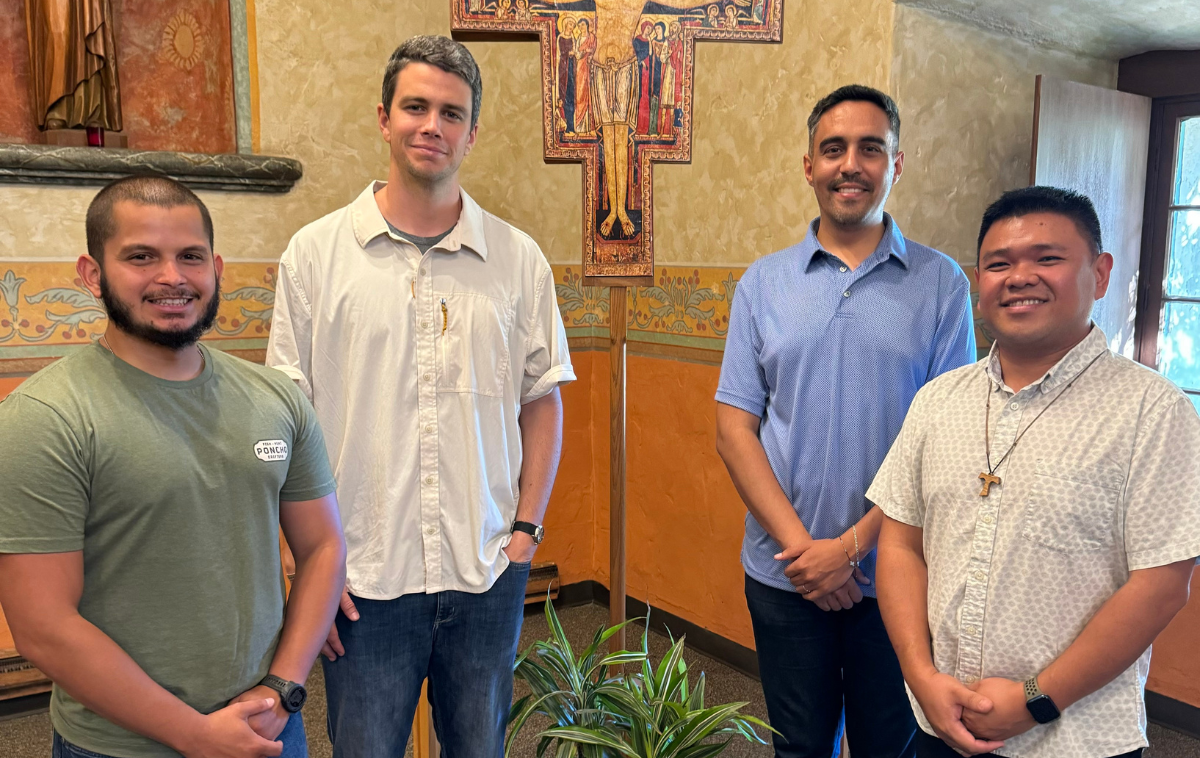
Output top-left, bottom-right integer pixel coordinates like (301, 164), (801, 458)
(0, 344), (336, 758)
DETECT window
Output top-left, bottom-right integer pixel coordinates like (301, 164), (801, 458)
(1136, 98), (1200, 413)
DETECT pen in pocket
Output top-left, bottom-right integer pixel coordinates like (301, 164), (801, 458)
(441, 298), (448, 335)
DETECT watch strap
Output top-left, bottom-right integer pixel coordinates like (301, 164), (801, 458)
(511, 520), (544, 544)
(1023, 675), (1061, 724)
(260, 674), (307, 713)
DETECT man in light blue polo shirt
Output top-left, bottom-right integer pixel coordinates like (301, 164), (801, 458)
(715, 85), (976, 758)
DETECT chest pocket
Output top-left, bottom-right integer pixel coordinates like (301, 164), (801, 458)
(1022, 458), (1124, 553)
(436, 291), (513, 397)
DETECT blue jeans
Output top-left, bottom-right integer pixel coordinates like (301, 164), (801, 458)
(322, 561), (531, 758)
(746, 575), (916, 758)
(52, 711), (307, 758)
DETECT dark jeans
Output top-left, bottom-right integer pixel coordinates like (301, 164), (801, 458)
(746, 574), (917, 758)
(52, 711), (307, 757)
(915, 729), (1144, 758)
(321, 561), (531, 758)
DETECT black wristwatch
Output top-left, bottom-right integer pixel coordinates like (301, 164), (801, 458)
(511, 520), (545, 544)
(260, 674), (307, 713)
(1024, 676), (1061, 724)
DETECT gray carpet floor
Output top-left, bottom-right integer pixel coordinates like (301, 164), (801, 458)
(2, 603), (1197, 757)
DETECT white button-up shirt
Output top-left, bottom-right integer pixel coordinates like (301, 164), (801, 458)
(868, 326), (1200, 758)
(267, 182), (575, 597)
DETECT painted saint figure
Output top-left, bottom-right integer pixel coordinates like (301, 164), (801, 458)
(573, 19), (596, 135)
(657, 22), (684, 138)
(557, 16), (577, 134)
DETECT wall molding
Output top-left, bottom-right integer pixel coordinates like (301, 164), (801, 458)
(0, 145), (301, 192)
(1146, 690), (1200, 740)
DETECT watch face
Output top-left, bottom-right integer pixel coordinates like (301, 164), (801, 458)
(534, 525), (545, 543)
(1026, 694), (1059, 724)
(285, 683), (308, 712)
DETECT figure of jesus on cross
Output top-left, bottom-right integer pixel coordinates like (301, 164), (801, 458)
(452, 0), (782, 278)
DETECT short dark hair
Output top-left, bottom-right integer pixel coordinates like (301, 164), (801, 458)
(381, 35), (483, 130)
(977, 186), (1103, 260)
(807, 84), (901, 151)
(85, 175), (214, 263)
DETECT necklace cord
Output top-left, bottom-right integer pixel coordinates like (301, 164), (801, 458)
(984, 350), (1105, 476)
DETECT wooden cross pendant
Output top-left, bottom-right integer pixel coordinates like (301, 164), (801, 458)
(978, 472), (1001, 497)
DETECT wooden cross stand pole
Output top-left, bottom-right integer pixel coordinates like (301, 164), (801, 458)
(609, 285), (628, 648)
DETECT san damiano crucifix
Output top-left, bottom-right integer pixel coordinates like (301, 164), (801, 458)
(452, 0), (782, 278)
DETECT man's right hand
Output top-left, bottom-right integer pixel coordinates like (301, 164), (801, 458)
(910, 671), (1006, 756)
(320, 586), (359, 661)
(180, 698), (283, 758)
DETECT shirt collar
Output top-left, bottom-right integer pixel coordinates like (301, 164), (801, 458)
(350, 181), (490, 260)
(796, 212), (909, 270)
(984, 324), (1109, 394)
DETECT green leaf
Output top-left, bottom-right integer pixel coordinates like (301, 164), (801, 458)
(540, 726), (639, 758)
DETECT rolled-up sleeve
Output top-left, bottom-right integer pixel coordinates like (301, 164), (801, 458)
(266, 240), (315, 401)
(522, 263), (575, 403)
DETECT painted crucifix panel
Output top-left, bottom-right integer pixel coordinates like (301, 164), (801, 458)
(452, 0), (782, 278)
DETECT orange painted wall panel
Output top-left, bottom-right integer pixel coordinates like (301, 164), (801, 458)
(0, 0), (236, 152)
(535, 351), (597, 587)
(113, 0), (237, 153)
(1148, 573), (1200, 707)
(0, 377), (25, 401)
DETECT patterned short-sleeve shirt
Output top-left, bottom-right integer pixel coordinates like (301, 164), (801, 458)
(868, 326), (1200, 758)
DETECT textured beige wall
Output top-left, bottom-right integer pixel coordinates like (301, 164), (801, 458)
(887, 4), (1117, 266)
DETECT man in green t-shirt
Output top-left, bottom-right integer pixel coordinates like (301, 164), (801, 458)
(0, 175), (347, 758)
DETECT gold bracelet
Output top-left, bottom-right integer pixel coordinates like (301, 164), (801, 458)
(838, 534), (857, 569)
(852, 524), (861, 566)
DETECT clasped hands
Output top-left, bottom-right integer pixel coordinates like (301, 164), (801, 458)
(775, 538), (870, 611)
(912, 672), (1037, 756)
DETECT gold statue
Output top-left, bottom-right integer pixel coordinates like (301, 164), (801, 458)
(25, 0), (123, 132)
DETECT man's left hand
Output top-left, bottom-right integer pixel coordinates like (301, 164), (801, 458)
(961, 678), (1036, 742)
(230, 684), (290, 741)
(503, 530), (538, 564)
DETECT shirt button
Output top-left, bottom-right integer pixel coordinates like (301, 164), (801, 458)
(423, 373), (432, 382)
(1010, 402), (1019, 410)
(839, 266), (847, 273)
(843, 290), (851, 298)
(421, 320), (430, 329)
(965, 675), (979, 684)
(974, 570), (986, 581)
(419, 268), (426, 276)
(982, 514), (994, 524)
(424, 476), (435, 485)
(424, 424), (434, 433)
(964, 625), (977, 636)
(425, 525), (437, 536)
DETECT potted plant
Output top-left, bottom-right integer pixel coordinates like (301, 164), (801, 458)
(508, 598), (775, 757)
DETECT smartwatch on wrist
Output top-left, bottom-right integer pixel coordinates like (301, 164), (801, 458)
(260, 674), (308, 713)
(1024, 675), (1061, 724)
(511, 520), (545, 544)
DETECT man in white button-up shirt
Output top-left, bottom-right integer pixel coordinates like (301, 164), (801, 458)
(265, 36), (575, 757)
(870, 187), (1200, 758)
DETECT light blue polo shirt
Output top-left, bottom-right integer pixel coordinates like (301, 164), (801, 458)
(716, 214), (975, 596)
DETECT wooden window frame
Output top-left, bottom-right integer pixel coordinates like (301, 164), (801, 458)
(1135, 94), (1200, 373)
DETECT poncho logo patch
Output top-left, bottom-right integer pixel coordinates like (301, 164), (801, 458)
(254, 439), (289, 462)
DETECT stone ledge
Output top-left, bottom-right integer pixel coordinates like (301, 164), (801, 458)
(0, 144), (302, 193)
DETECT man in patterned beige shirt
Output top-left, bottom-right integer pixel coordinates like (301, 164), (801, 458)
(869, 186), (1200, 758)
